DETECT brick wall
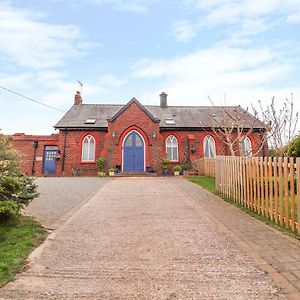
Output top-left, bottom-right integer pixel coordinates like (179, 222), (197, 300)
(10, 133), (59, 176)
(9, 104), (267, 176)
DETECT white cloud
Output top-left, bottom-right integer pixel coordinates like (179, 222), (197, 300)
(131, 46), (300, 115)
(99, 74), (126, 87)
(172, 20), (197, 42)
(0, 2), (94, 69)
(53, 0), (157, 13)
(178, 0), (300, 42)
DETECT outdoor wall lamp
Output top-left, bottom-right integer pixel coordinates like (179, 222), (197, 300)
(111, 131), (116, 138)
(152, 131), (156, 139)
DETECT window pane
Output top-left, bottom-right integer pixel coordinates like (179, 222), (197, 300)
(166, 137), (172, 146)
(172, 147), (178, 161)
(209, 140), (216, 157)
(89, 142), (95, 161)
(82, 142), (89, 160)
(135, 135), (143, 147)
(166, 147), (172, 160)
(125, 134), (133, 147)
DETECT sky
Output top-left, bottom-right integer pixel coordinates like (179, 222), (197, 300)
(0, 0), (300, 134)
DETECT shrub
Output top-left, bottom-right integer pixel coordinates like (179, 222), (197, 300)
(96, 157), (105, 171)
(162, 159), (170, 170)
(0, 201), (19, 219)
(0, 135), (39, 219)
(173, 165), (182, 172)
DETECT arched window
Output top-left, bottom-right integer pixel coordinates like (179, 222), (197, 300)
(82, 135), (95, 161)
(241, 136), (252, 157)
(166, 135), (178, 161)
(203, 135), (216, 157)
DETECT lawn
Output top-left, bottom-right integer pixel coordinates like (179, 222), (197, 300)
(187, 176), (216, 194)
(0, 216), (45, 286)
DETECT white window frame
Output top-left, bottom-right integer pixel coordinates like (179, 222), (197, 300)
(81, 135), (96, 162)
(241, 136), (252, 157)
(166, 135), (179, 161)
(203, 135), (216, 158)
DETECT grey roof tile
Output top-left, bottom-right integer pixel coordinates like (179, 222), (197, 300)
(55, 103), (266, 129)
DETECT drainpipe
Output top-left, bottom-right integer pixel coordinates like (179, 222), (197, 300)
(62, 127), (68, 174)
(32, 140), (39, 175)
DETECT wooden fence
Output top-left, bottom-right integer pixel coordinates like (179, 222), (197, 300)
(214, 156), (300, 233)
(193, 158), (216, 177)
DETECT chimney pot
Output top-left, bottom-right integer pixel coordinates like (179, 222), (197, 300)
(160, 92), (167, 108)
(74, 91), (82, 105)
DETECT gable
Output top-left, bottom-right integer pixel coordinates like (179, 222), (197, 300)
(107, 98), (160, 123)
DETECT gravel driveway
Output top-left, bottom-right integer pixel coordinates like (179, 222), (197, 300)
(0, 178), (284, 299)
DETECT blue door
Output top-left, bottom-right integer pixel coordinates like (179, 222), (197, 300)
(123, 131), (144, 172)
(43, 146), (58, 175)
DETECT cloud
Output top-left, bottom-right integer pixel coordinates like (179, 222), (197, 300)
(172, 20), (197, 42)
(99, 74), (126, 87)
(52, 0), (157, 13)
(177, 0), (300, 43)
(131, 45), (299, 113)
(0, 2), (95, 69)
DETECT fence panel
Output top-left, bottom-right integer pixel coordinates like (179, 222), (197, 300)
(213, 156), (300, 234)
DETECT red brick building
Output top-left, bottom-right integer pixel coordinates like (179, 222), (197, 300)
(11, 91), (267, 176)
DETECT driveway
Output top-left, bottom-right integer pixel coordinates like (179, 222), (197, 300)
(24, 177), (111, 229)
(0, 178), (287, 299)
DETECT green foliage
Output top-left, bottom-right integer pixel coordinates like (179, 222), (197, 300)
(0, 216), (45, 285)
(97, 171), (105, 177)
(181, 162), (192, 171)
(96, 156), (106, 171)
(162, 159), (170, 170)
(109, 168), (114, 172)
(0, 201), (19, 219)
(0, 135), (39, 219)
(286, 135), (300, 158)
(173, 165), (182, 172)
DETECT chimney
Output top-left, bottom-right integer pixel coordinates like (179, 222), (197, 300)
(160, 92), (167, 108)
(74, 91), (82, 105)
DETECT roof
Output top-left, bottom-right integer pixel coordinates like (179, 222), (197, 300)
(55, 100), (266, 130)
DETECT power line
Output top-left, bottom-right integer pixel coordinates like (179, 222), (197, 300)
(0, 84), (66, 113)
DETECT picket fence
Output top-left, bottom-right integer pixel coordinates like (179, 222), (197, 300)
(194, 156), (300, 233)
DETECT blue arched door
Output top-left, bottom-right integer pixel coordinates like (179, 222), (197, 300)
(123, 131), (144, 172)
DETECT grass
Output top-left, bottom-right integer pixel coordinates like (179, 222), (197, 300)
(187, 176), (216, 194)
(186, 176), (300, 239)
(0, 216), (46, 286)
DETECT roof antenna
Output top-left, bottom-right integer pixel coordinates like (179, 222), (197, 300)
(77, 80), (83, 97)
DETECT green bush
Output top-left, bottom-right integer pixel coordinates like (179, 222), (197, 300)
(0, 201), (19, 219)
(162, 159), (170, 170)
(173, 165), (182, 172)
(96, 156), (105, 171)
(0, 135), (39, 219)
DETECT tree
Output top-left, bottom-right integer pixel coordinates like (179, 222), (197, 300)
(0, 135), (39, 219)
(207, 94), (298, 157)
(254, 94), (299, 157)
(207, 97), (268, 156)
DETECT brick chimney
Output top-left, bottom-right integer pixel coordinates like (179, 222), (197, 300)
(74, 91), (82, 105)
(160, 92), (167, 108)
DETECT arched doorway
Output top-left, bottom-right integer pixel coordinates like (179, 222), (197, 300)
(123, 130), (145, 172)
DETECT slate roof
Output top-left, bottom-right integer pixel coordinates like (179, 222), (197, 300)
(55, 100), (266, 130)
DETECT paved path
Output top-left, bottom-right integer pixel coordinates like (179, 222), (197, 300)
(0, 177), (287, 299)
(24, 177), (110, 229)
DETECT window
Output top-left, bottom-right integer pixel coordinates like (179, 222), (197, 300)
(203, 135), (216, 158)
(241, 136), (252, 157)
(85, 118), (96, 124)
(82, 135), (95, 161)
(165, 119), (176, 125)
(166, 135), (178, 161)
